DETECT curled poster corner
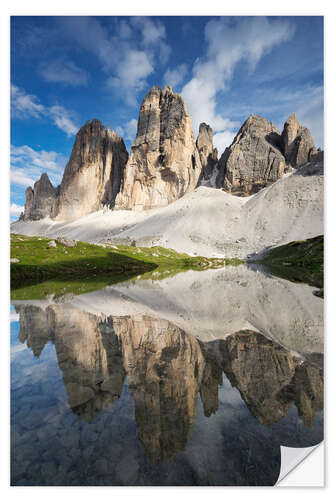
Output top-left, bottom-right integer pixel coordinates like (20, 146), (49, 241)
(276, 443), (324, 486)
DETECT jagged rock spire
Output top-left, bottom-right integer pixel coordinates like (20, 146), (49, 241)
(56, 119), (128, 219)
(216, 114), (286, 195)
(196, 123), (218, 181)
(20, 120), (129, 221)
(21, 172), (57, 221)
(114, 86), (202, 210)
(281, 113), (317, 167)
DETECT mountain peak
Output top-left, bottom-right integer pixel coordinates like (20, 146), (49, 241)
(282, 113), (316, 167)
(114, 84), (201, 210)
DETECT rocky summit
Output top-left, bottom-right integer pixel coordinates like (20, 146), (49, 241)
(19, 85), (321, 221)
(281, 113), (317, 168)
(215, 115), (286, 195)
(21, 120), (128, 221)
(196, 122), (219, 181)
(21, 173), (58, 221)
(114, 86), (202, 210)
(56, 119), (128, 219)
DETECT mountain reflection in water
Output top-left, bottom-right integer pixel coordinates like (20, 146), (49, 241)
(11, 300), (323, 486)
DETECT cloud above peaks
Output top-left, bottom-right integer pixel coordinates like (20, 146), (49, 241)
(182, 16), (296, 150)
(11, 145), (66, 188)
(48, 105), (79, 136)
(115, 118), (138, 143)
(107, 50), (154, 105)
(11, 85), (45, 119)
(59, 16), (170, 106)
(11, 85), (79, 137)
(131, 16), (170, 64)
(213, 131), (236, 156)
(10, 203), (25, 217)
(38, 59), (89, 86)
(163, 64), (188, 89)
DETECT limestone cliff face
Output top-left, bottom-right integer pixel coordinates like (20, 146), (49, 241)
(196, 123), (218, 180)
(216, 115), (286, 195)
(114, 86), (202, 210)
(19, 95), (321, 219)
(20, 173), (58, 221)
(281, 113), (317, 168)
(20, 120), (128, 221)
(56, 119), (128, 219)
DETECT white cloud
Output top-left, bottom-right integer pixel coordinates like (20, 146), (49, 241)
(118, 20), (132, 40)
(131, 16), (166, 47)
(163, 64), (188, 89)
(115, 118), (138, 142)
(10, 311), (20, 322)
(182, 17), (295, 139)
(48, 105), (79, 137)
(59, 16), (170, 106)
(124, 118), (138, 140)
(10, 203), (25, 216)
(131, 16), (170, 65)
(213, 131), (235, 155)
(107, 50), (154, 104)
(10, 169), (35, 188)
(114, 125), (124, 137)
(38, 59), (89, 86)
(11, 85), (45, 118)
(11, 85), (79, 137)
(11, 145), (66, 188)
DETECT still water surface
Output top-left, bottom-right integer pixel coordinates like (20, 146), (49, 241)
(11, 266), (324, 486)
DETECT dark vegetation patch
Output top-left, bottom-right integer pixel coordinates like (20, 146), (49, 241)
(10, 234), (242, 299)
(255, 235), (323, 293)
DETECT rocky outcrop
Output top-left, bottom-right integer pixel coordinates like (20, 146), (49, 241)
(114, 86), (202, 210)
(216, 115), (286, 196)
(18, 90), (322, 219)
(20, 173), (58, 221)
(56, 120), (128, 219)
(20, 87), (202, 218)
(196, 123), (218, 180)
(281, 113), (317, 168)
(20, 120), (128, 221)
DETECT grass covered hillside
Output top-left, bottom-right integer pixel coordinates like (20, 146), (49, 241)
(257, 235), (323, 291)
(11, 234), (241, 299)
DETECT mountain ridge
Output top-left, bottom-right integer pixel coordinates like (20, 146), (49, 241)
(18, 85), (321, 222)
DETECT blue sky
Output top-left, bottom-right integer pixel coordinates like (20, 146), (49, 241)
(10, 15), (324, 219)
